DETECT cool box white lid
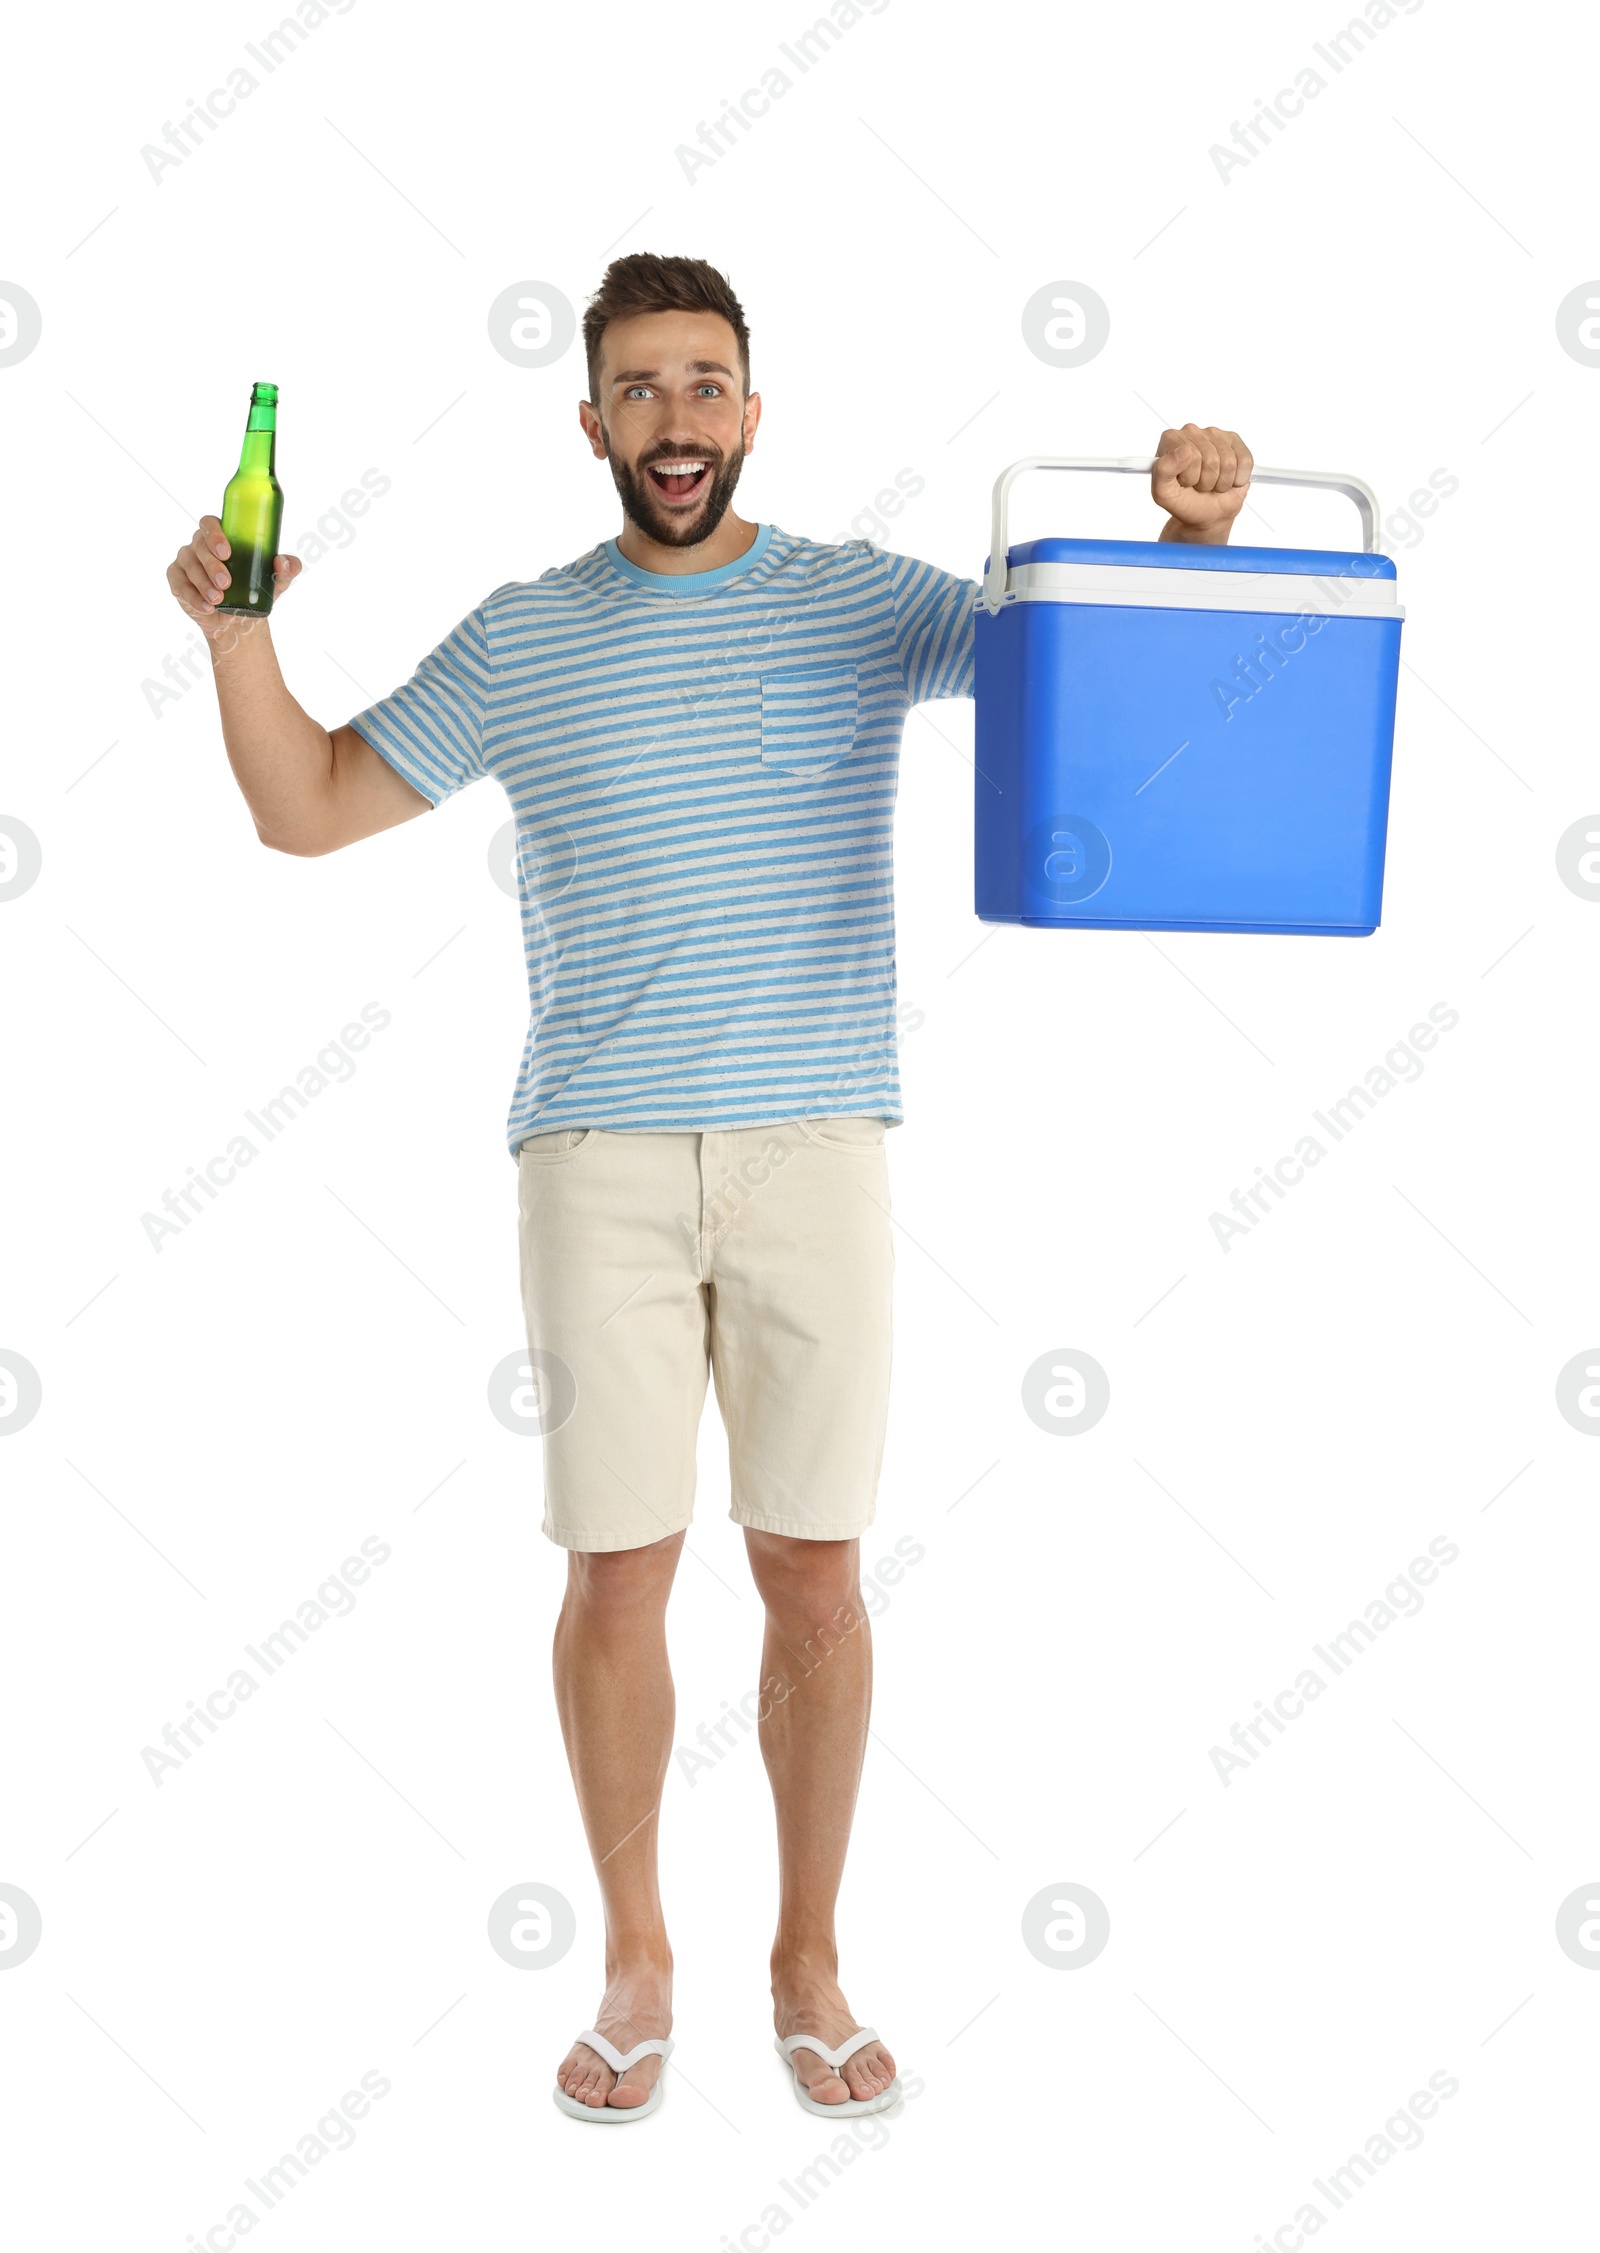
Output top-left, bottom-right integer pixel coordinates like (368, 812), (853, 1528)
(997, 557), (1404, 620)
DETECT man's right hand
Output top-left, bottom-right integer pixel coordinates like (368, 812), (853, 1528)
(168, 513), (429, 854)
(168, 514), (303, 635)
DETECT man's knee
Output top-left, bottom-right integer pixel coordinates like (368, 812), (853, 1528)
(745, 1531), (862, 1621)
(564, 1531), (681, 1623)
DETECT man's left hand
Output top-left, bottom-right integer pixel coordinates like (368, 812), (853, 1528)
(1152, 424), (1253, 545)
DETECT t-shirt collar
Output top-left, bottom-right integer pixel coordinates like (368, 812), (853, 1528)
(601, 521), (773, 596)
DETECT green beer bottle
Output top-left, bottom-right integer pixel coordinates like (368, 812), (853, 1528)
(218, 381), (284, 615)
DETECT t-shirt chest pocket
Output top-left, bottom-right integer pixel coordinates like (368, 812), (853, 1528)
(759, 663), (859, 779)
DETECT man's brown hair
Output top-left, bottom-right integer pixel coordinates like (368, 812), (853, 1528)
(582, 254), (751, 405)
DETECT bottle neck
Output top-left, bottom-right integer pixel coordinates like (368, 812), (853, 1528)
(237, 427), (276, 474)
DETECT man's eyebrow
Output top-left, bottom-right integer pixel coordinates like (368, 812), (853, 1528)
(610, 359), (737, 387)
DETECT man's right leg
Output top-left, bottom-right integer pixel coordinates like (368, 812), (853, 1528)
(518, 1126), (711, 2112)
(552, 1528), (683, 2110)
(520, 1144), (716, 2108)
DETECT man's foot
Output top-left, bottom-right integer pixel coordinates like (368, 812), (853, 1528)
(556, 1964), (672, 2112)
(772, 1963), (897, 2107)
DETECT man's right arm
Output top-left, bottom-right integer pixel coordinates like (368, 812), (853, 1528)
(168, 513), (432, 857)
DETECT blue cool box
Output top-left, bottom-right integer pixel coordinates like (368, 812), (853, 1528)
(973, 459), (1405, 935)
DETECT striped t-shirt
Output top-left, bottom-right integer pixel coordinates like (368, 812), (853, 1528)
(348, 523), (976, 1158)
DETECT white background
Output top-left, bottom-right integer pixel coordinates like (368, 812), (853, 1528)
(3, 0), (1597, 2244)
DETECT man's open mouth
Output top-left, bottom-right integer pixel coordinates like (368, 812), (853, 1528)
(645, 457), (713, 503)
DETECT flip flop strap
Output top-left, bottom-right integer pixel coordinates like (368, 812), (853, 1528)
(781, 2026), (878, 2073)
(576, 2028), (674, 2076)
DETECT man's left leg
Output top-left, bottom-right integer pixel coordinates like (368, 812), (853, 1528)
(744, 1530), (897, 2108)
(703, 1116), (899, 2107)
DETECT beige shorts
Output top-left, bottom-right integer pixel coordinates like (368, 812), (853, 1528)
(516, 1117), (895, 1552)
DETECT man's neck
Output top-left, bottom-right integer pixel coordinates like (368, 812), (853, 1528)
(615, 508), (761, 577)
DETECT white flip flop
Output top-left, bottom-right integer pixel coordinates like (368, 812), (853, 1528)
(553, 2028), (674, 2122)
(774, 2027), (902, 2118)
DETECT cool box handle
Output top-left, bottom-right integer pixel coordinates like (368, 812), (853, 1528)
(982, 455), (1382, 614)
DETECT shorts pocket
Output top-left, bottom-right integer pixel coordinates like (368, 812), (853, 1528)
(796, 1116), (887, 1154)
(760, 664), (858, 778)
(518, 1127), (598, 1163)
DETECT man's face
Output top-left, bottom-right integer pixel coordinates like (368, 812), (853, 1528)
(580, 310), (760, 549)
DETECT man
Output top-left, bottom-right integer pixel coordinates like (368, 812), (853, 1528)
(168, 253), (1252, 2120)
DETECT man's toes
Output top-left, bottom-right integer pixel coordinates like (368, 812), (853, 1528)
(608, 2069), (652, 2109)
(843, 2044), (895, 2099)
(561, 2052), (615, 2106)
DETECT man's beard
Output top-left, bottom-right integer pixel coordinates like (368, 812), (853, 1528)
(606, 435), (746, 550)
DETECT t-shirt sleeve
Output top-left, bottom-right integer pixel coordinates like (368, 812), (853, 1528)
(881, 548), (977, 705)
(346, 603), (493, 806)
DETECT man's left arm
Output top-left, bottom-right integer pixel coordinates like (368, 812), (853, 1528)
(1152, 422), (1254, 545)
(880, 420), (1254, 704)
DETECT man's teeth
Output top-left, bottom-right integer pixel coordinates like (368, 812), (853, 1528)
(654, 462), (706, 475)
